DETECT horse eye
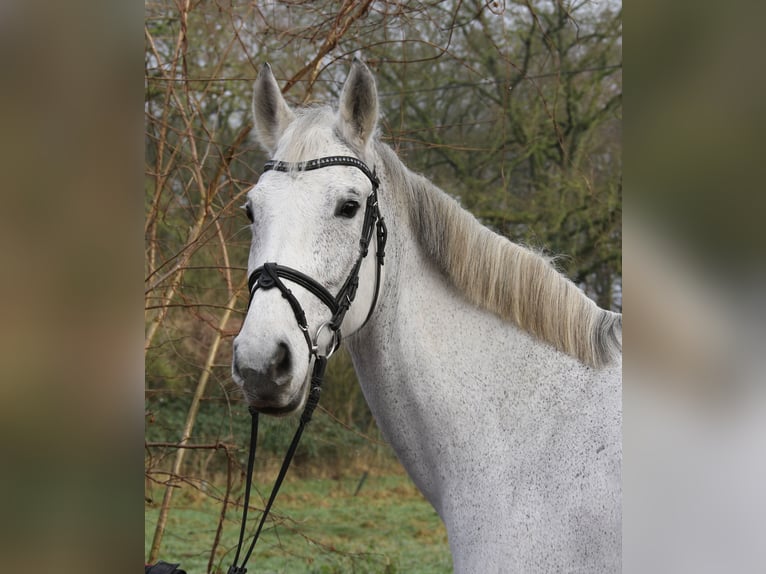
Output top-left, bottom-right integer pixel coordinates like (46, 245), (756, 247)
(337, 200), (361, 219)
(241, 203), (254, 223)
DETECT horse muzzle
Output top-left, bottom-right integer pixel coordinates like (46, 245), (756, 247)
(232, 335), (309, 416)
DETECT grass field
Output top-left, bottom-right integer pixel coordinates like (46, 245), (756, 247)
(146, 473), (452, 573)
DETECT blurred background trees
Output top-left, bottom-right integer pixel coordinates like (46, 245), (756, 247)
(145, 0), (620, 562)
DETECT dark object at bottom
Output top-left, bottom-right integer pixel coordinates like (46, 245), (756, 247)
(145, 561), (187, 574)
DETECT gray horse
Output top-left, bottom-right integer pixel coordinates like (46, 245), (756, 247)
(232, 59), (622, 573)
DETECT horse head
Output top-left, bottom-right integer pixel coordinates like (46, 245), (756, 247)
(231, 59), (384, 416)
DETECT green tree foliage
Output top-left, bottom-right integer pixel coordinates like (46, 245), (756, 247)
(365, 0), (622, 310)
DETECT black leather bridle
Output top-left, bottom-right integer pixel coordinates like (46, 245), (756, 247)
(228, 155), (387, 574)
(247, 155), (387, 359)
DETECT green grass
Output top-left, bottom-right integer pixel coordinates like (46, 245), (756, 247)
(146, 473), (452, 573)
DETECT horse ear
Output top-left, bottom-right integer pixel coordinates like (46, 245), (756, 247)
(252, 63), (295, 154)
(338, 57), (378, 151)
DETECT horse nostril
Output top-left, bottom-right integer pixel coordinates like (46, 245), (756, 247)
(269, 341), (292, 381)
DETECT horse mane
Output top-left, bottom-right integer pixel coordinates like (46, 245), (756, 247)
(376, 144), (622, 368)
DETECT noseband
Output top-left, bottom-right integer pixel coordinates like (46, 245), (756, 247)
(229, 156), (387, 574)
(247, 155), (388, 359)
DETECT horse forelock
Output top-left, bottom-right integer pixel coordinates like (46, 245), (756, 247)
(271, 106), (368, 165)
(376, 143), (621, 368)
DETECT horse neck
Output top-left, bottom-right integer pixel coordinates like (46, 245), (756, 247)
(345, 161), (516, 510)
(345, 206), (446, 497)
(345, 152), (619, 512)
